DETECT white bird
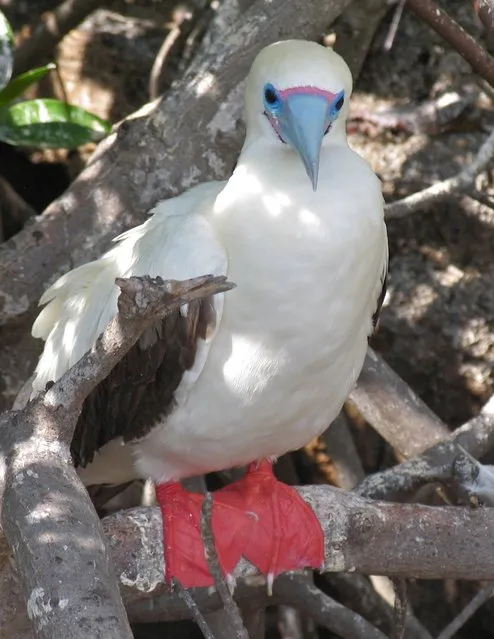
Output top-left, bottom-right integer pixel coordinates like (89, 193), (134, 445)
(30, 40), (388, 587)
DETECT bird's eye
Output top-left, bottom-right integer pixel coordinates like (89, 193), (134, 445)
(331, 91), (345, 116)
(263, 83), (280, 109)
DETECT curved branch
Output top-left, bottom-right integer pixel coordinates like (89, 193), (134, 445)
(0, 275), (232, 639)
(406, 0), (494, 86)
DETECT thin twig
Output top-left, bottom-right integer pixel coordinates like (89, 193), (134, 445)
(200, 493), (250, 639)
(148, 6), (195, 101)
(173, 579), (216, 639)
(13, 0), (106, 76)
(274, 573), (387, 639)
(326, 573), (433, 639)
(391, 578), (408, 639)
(384, 0), (406, 51)
(385, 127), (494, 218)
(436, 582), (494, 639)
(406, 0), (494, 86)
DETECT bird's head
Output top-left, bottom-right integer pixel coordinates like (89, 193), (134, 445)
(244, 40), (353, 191)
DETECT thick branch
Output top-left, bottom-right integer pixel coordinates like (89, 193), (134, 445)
(4, 485), (494, 631)
(406, 0), (494, 86)
(0, 275), (231, 639)
(350, 348), (449, 457)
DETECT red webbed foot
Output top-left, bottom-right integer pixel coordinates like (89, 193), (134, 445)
(215, 460), (325, 588)
(156, 462), (324, 589)
(155, 482), (252, 588)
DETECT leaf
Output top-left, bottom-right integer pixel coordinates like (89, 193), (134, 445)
(0, 63), (56, 108)
(0, 98), (111, 148)
(0, 10), (14, 90)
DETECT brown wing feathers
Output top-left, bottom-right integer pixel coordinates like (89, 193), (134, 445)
(71, 298), (214, 468)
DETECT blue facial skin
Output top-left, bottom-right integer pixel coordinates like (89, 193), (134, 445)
(263, 84), (345, 191)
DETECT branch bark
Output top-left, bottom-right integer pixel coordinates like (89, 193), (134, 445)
(350, 348), (449, 458)
(0, 275), (232, 639)
(356, 398), (494, 500)
(4, 484), (494, 634)
(384, 127), (494, 219)
(406, 0), (494, 87)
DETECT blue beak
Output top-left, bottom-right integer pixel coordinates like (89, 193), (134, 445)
(277, 94), (330, 191)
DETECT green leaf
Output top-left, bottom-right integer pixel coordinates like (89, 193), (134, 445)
(0, 98), (111, 148)
(0, 63), (56, 108)
(0, 10), (14, 90)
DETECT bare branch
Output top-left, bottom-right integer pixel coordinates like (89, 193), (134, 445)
(13, 0), (107, 76)
(356, 400), (494, 500)
(350, 348), (449, 458)
(0, 275), (231, 638)
(5, 484), (494, 629)
(200, 492), (249, 638)
(173, 579), (216, 639)
(436, 582), (494, 639)
(406, 0), (494, 86)
(332, 0), (390, 79)
(473, 0), (494, 37)
(326, 573), (433, 639)
(391, 578), (407, 639)
(384, 126), (494, 218)
(274, 573), (387, 639)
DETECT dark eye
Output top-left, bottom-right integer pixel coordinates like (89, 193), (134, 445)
(263, 83), (280, 109)
(334, 95), (344, 111)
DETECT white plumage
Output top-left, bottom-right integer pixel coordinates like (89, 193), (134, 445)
(30, 40), (388, 490)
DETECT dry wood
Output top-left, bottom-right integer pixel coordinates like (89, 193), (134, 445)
(350, 348), (449, 457)
(385, 127), (494, 219)
(357, 398), (494, 500)
(0, 275), (232, 639)
(326, 573), (433, 639)
(435, 582), (494, 639)
(273, 573), (386, 639)
(406, 0), (494, 86)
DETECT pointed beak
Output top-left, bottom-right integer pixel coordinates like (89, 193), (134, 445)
(277, 94), (329, 191)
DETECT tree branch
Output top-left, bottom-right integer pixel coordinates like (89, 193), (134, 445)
(4, 483), (494, 631)
(406, 0), (494, 87)
(0, 275), (232, 639)
(326, 573), (433, 639)
(384, 127), (494, 219)
(436, 582), (494, 639)
(350, 348), (449, 458)
(273, 573), (387, 639)
(356, 398), (494, 500)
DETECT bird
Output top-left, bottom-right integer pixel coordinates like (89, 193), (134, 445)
(29, 39), (388, 589)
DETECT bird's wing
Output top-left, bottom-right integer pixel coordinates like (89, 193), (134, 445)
(31, 181), (228, 468)
(371, 230), (389, 332)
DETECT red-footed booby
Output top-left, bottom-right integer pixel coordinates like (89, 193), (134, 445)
(30, 40), (388, 588)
